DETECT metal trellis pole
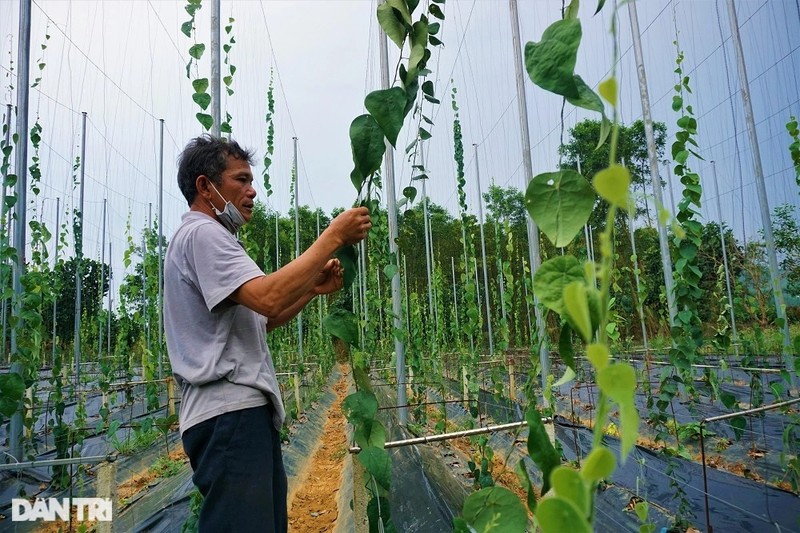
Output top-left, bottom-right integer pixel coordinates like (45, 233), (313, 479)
(474, 144), (494, 357)
(210, 0), (221, 137)
(9, 0), (32, 463)
(711, 161), (740, 358)
(74, 111), (87, 386)
(158, 119), (164, 379)
(629, 0), (678, 327)
(379, 12), (407, 424)
(510, 0), (550, 404)
(726, 0), (793, 387)
(293, 136), (303, 361)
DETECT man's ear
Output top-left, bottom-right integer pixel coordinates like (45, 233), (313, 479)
(195, 175), (211, 200)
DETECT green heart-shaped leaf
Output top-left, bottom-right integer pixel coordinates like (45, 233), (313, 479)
(526, 170), (595, 247)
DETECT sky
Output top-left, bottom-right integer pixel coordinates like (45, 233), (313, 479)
(0, 0), (799, 304)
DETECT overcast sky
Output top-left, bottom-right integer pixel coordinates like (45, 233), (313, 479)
(1, 0), (799, 299)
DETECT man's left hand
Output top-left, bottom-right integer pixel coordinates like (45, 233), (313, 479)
(312, 258), (343, 295)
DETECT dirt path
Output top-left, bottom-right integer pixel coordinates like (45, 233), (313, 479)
(288, 368), (350, 532)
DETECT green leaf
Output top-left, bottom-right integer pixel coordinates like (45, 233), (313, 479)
(181, 20), (194, 37)
(593, 164), (630, 208)
(192, 77), (209, 93)
(429, 3), (445, 20)
(402, 186), (417, 203)
(188, 43), (206, 60)
(323, 308), (360, 347)
(196, 113), (213, 131)
(461, 487), (527, 533)
(598, 77), (617, 107)
(421, 80), (435, 97)
(672, 95), (683, 112)
(366, 496), (393, 533)
(365, 87), (406, 147)
(564, 74), (605, 116)
(551, 466), (588, 516)
(558, 323), (576, 371)
(192, 92), (211, 110)
(586, 343), (609, 370)
(526, 405), (560, 495)
(349, 114), (386, 185)
(533, 255), (584, 316)
(564, 281), (592, 342)
(418, 127), (432, 140)
(343, 390), (378, 425)
(334, 245), (358, 290)
(598, 364), (639, 458)
(514, 461), (538, 512)
(580, 446), (615, 482)
(355, 419), (387, 450)
(377, 0), (410, 49)
(358, 446), (392, 490)
(525, 19), (582, 99)
(409, 20), (429, 73)
(429, 35), (443, 47)
(428, 22), (441, 35)
(594, 0), (607, 14)
(537, 497), (591, 533)
(383, 263), (398, 279)
(553, 366), (576, 388)
(597, 363), (635, 404)
(564, 0), (580, 20)
(525, 169), (595, 247)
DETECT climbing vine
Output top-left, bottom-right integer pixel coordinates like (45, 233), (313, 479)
(263, 69), (275, 197)
(181, 0), (213, 131)
(220, 16), (236, 134)
(787, 116), (800, 187)
(455, 1), (641, 530)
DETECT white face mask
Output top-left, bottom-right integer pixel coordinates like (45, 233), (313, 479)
(208, 182), (246, 234)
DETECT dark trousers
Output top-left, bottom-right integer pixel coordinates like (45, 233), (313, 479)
(182, 404), (287, 533)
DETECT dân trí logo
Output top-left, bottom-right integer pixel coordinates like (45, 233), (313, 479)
(11, 498), (112, 522)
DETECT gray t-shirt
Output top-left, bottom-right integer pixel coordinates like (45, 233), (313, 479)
(164, 211), (285, 434)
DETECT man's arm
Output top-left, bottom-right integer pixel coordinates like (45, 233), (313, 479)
(230, 207), (369, 319)
(266, 258), (343, 331)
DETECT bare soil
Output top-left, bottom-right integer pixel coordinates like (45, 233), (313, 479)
(287, 368), (349, 532)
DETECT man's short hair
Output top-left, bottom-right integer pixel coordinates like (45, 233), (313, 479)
(177, 135), (255, 206)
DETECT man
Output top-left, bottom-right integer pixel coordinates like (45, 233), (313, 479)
(164, 135), (370, 532)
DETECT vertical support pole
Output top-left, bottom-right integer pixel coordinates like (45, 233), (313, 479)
(98, 199), (107, 359)
(726, 0), (793, 384)
(23, 387), (33, 439)
(422, 151), (435, 329)
(107, 241), (112, 357)
(275, 212), (280, 269)
(474, 144), (494, 357)
(96, 461), (116, 533)
(52, 197), (60, 367)
(462, 365), (469, 408)
(293, 372), (301, 416)
(711, 161), (739, 357)
(74, 111), (87, 386)
(624, 166), (650, 357)
(210, 0), (221, 137)
(509, 0), (550, 405)
(167, 376), (176, 417)
(1, 103), (12, 363)
(451, 257), (459, 343)
(629, 0), (678, 327)
(508, 360), (516, 402)
(157, 119), (164, 379)
(378, 11), (407, 425)
(293, 137), (303, 361)
(403, 254), (410, 333)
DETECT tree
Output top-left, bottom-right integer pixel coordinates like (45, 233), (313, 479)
(772, 204), (800, 299)
(44, 257), (110, 345)
(559, 119), (668, 228)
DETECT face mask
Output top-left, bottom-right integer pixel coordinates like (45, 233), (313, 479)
(208, 182), (246, 234)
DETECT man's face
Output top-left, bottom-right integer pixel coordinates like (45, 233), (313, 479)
(215, 155), (256, 222)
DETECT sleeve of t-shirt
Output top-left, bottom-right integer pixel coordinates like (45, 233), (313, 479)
(188, 221), (265, 311)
